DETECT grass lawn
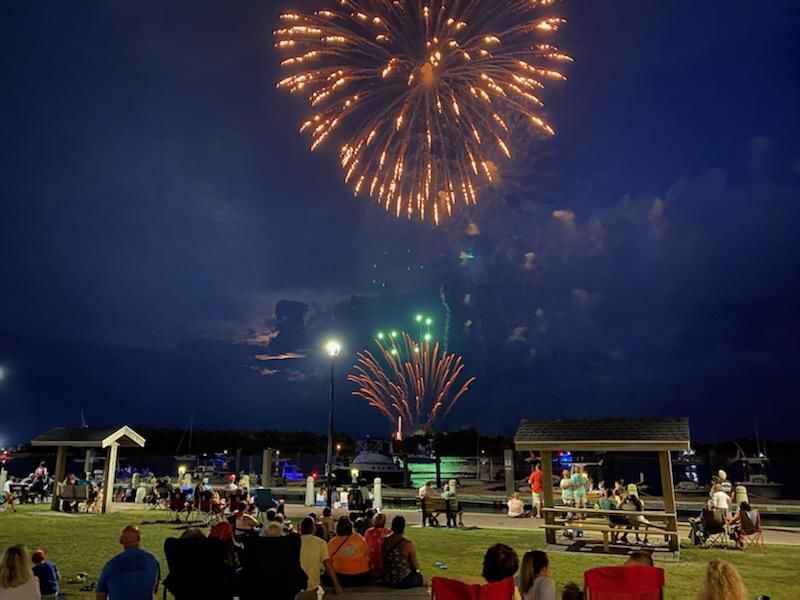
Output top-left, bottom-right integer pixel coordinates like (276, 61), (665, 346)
(1, 505), (797, 598)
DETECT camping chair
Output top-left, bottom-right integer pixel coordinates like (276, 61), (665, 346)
(253, 487), (274, 515)
(238, 535), (307, 600)
(431, 576), (515, 600)
(584, 566), (665, 599)
(163, 537), (235, 600)
(738, 509), (765, 550)
(701, 508), (729, 548)
(168, 489), (191, 522)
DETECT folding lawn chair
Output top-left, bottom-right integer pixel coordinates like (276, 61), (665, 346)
(701, 508), (730, 549)
(738, 509), (765, 550)
(584, 566), (665, 600)
(163, 537), (235, 600)
(431, 576), (515, 600)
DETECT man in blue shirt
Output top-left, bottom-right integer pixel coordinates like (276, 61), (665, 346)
(96, 525), (160, 600)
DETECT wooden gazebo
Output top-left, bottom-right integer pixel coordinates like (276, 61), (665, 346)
(31, 426), (146, 514)
(514, 418), (690, 554)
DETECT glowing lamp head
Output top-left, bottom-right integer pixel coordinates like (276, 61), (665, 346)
(390, 330), (397, 338)
(424, 333), (432, 342)
(325, 340), (342, 357)
(425, 318), (433, 326)
(377, 332), (385, 339)
(415, 314), (423, 322)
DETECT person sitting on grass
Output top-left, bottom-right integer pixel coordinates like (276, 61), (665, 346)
(233, 502), (259, 539)
(0, 545), (40, 600)
(299, 517), (343, 596)
(325, 517), (371, 587)
(364, 513), (392, 579)
(507, 492), (529, 519)
(31, 550), (58, 600)
(623, 551), (653, 567)
(381, 516), (423, 589)
(697, 559), (747, 600)
(517, 550), (555, 600)
(96, 525), (160, 600)
(481, 543), (519, 584)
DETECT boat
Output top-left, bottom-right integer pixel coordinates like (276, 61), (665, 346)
(334, 438), (406, 485)
(174, 416), (199, 463)
(730, 446), (784, 499)
(673, 449), (711, 495)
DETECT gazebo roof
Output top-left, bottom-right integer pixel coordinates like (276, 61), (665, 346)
(30, 426), (146, 449)
(514, 418), (690, 452)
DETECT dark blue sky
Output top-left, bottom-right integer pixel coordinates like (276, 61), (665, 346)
(1, 1), (799, 444)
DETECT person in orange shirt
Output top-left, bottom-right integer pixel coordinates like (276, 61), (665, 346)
(528, 463), (543, 518)
(325, 516), (371, 587)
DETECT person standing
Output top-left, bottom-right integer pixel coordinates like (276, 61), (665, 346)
(528, 464), (543, 518)
(559, 470), (574, 507)
(711, 484), (732, 520)
(96, 526), (160, 600)
(570, 467), (588, 512)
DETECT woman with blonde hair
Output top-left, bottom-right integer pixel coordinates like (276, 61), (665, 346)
(0, 545), (40, 599)
(697, 559), (747, 600)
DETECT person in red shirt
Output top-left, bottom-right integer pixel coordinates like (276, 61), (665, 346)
(528, 463), (543, 518)
(364, 512), (392, 578)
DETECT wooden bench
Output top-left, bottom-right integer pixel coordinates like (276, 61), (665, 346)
(57, 483), (90, 512)
(419, 497), (459, 528)
(542, 523), (680, 553)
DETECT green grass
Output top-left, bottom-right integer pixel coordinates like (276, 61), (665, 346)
(1, 505), (798, 598)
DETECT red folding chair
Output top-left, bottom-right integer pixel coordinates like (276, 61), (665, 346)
(431, 576), (515, 600)
(584, 566), (665, 600)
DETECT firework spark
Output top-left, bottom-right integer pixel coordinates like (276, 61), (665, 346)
(348, 331), (475, 434)
(275, 1), (570, 223)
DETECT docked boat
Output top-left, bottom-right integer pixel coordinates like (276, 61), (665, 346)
(730, 448), (784, 499)
(673, 449), (711, 495)
(334, 438), (406, 485)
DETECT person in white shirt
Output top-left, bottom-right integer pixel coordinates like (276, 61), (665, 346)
(711, 484), (732, 519)
(0, 545), (41, 600)
(506, 492), (528, 518)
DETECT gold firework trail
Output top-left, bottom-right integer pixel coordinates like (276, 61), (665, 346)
(347, 331), (476, 434)
(275, 0), (570, 223)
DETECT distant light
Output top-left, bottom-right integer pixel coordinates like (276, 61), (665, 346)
(325, 340), (342, 357)
(415, 314), (423, 322)
(377, 332), (385, 339)
(414, 347), (420, 353)
(390, 348), (398, 356)
(425, 318), (433, 325)
(390, 330), (398, 337)
(424, 333), (432, 341)
(0, 366), (5, 381)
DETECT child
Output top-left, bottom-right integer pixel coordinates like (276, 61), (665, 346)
(32, 549), (60, 600)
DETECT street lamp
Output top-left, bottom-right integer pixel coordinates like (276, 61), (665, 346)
(325, 340), (341, 508)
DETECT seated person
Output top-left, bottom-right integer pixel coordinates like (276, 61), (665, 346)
(382, 516), (424, 589)
(623, 550), (653, 567)
(32, 549), (60, 600)
(325, 516), (371, 586)
(364, 513), (392, 578)
(728, 501), (760, 548)
(354, 509), (376, 536)
(481, 543), (519, 583)
(441, 483), (465, 527)
(517, 550), (555, 600)
(299, 517), (342, 596)
(61, 473), (80, 513)
(233, 502), (260, 540)
(320, 507), (335, 541)
(507, 492), (529, 518)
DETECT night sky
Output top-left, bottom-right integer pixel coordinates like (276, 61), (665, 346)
(2, 1), (799, 444)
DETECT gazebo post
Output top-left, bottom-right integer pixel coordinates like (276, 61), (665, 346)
(50, 445), (67, 511)
(101, 442), (119, 514)
(540, 450), (555, 544)
(658, 450), (679, 552)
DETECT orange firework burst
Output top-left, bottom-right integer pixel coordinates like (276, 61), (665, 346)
(275, 0), (570, 224)
(347, 332), (476, 434)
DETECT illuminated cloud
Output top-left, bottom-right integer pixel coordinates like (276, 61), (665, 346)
(255, 352), (305, 361)
(649, 197), (665, 229)
(523, 251), (536, 270)
(465, 222), (481, 236)
(508, 326), (528, 343)
(552, 209), (576, 233)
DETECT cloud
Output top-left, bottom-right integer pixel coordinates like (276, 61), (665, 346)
(523, 251), (536, 270)
(571, 288), (600, 308)
(257, 367), (279, 376)
(508, 326), (528, 343)
(648, 197), (665, 229)
(254, 352), (306, 361)
(552, 209), (576, 233)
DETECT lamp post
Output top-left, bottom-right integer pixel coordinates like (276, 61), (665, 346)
(325, 340), (341, 508)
